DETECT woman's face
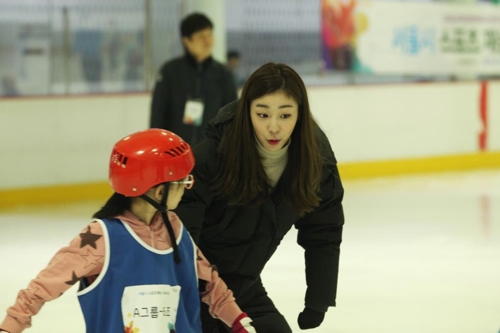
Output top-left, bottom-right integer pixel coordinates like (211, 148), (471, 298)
(250, 91), (299, 152)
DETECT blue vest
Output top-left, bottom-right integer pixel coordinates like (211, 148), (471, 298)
(78, 218), (201, 333)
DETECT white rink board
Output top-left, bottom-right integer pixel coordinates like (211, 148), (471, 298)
(1, 81), (499, 190)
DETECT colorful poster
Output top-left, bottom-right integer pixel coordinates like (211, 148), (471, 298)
(321, 0), (358, 72)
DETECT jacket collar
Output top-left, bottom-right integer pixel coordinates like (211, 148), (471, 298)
(184, 51), (213, 69)
(205, 100), (238, 142)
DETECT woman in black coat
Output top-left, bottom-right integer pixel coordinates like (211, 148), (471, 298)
(174, 62), (345, 333)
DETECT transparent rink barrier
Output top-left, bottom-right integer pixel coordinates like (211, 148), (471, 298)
(2, 0), (500, 97)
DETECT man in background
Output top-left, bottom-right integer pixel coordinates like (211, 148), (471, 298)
(226, 49), (246, 88)
(150, 13), (237, 146)
(73, 29), (103, 93)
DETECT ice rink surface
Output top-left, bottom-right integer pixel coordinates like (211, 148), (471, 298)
(1, 169), (499, 332)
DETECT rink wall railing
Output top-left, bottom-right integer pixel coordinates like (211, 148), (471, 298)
(1, 81), (499, 208)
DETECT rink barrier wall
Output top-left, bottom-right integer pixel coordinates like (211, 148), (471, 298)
(338, 151), (500, 179)
(1, 151), (499, 209)
(1, 80), (499, 208)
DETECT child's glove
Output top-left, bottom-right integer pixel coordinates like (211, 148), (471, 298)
(231, 312), (257, 333)
(297, 307), (325, 329)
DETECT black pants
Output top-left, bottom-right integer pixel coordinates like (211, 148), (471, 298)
(201, 276), (292, 333)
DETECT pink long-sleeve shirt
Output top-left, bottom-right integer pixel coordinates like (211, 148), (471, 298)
(0, 210), (241, 333)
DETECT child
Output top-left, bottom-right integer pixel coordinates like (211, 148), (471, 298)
(0, 129), (256, 333)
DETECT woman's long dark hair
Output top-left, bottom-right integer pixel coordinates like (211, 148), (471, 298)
(92, 192), (131, 219)
(212, 62), (323, 216)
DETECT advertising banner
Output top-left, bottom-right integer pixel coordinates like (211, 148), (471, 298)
(321, 0), (500, 75)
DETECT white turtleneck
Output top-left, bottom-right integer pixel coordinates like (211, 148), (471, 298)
(256, 138), (290, 187)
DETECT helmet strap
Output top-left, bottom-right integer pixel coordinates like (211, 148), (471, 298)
(139, 183), (181, 264)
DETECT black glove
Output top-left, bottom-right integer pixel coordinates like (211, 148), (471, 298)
(297, 307), (325, 330)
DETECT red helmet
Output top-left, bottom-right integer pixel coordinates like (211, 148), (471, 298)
(109, 129), (195, 196)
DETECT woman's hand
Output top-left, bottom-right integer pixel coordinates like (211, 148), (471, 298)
(231, 312), (256, 333)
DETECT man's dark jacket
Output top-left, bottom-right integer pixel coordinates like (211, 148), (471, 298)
(150, 54), (237, 146)
(174, 101), (345, 311)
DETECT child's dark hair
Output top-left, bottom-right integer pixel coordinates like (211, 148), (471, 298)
(180, 13), (213, 38)
(92, 192), (131, 219)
